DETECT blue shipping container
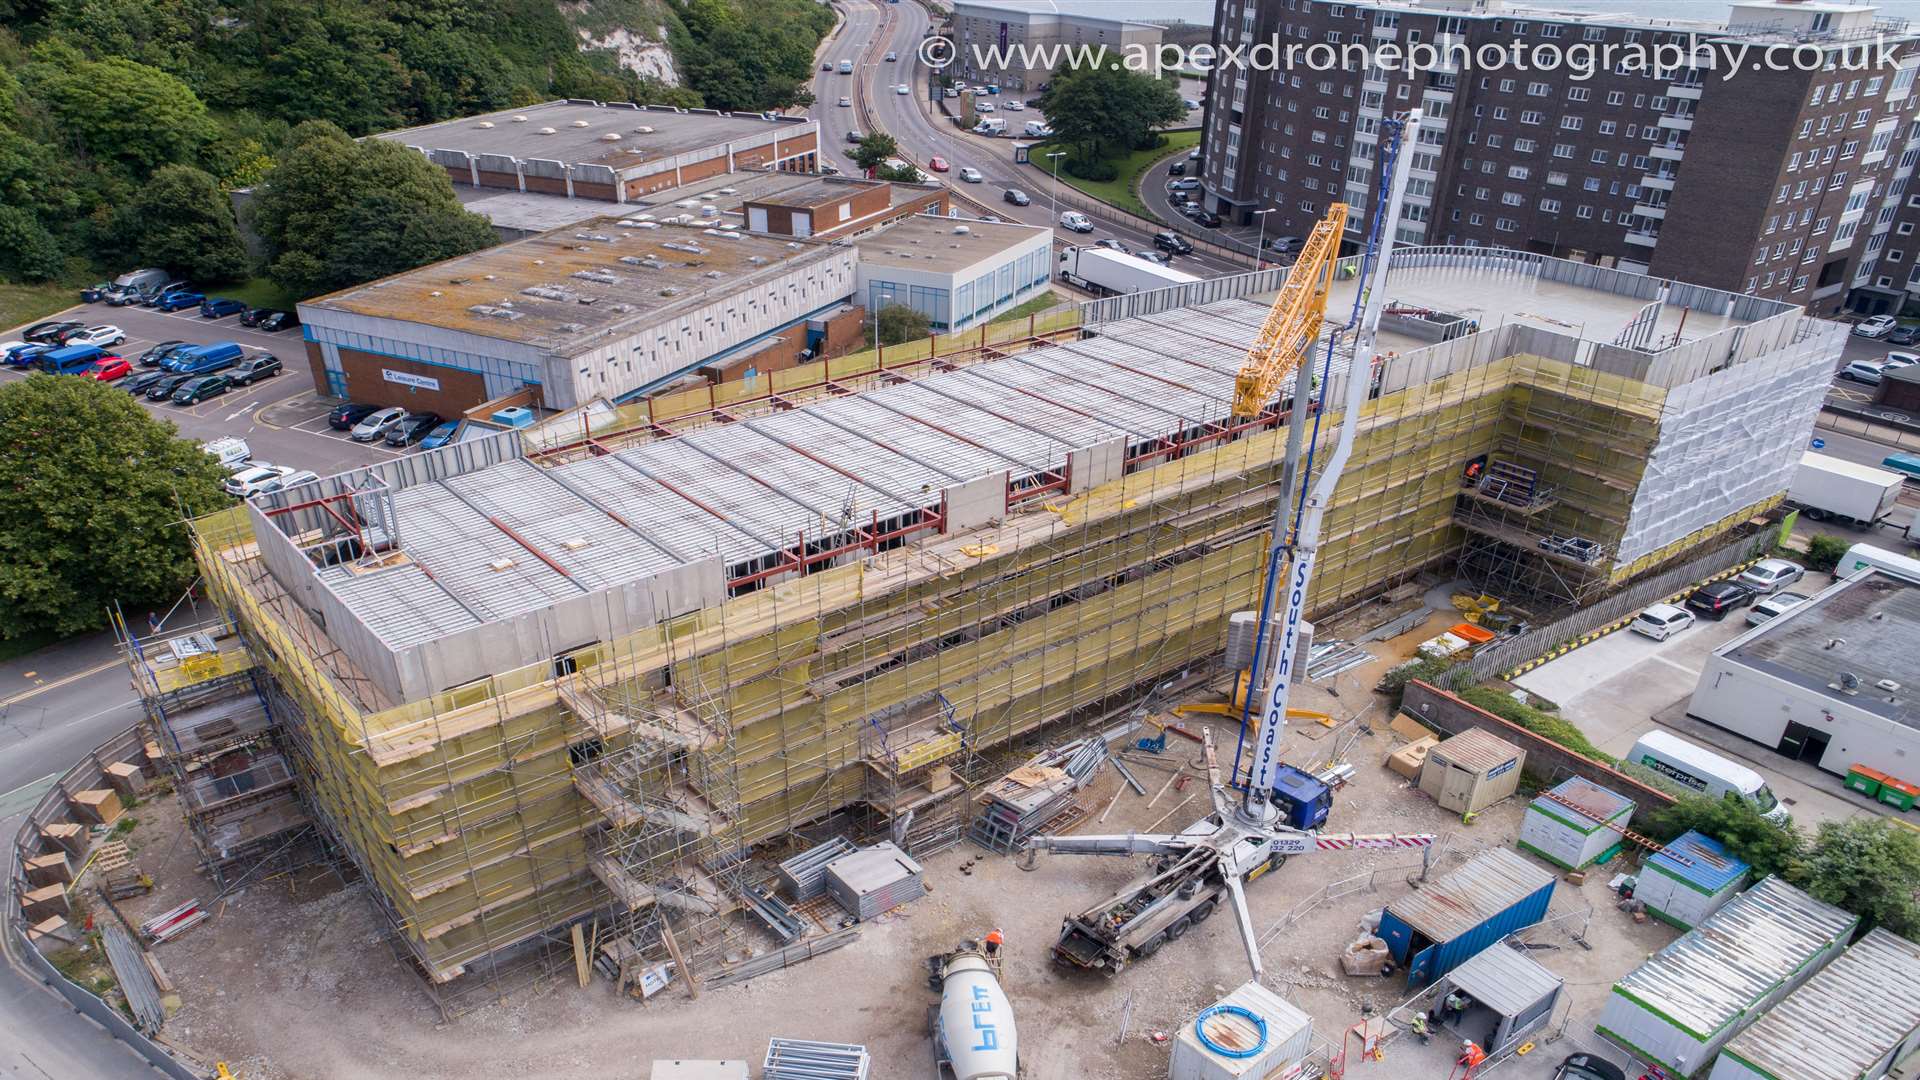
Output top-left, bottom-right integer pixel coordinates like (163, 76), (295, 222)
(1380, 847), (1555, 987)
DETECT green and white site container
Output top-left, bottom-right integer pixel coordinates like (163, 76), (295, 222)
(1707, 927), (1920, 1080)
(1596, 876), (1856, 1079)
(1634, 829), (1750, 930)
(1516, 777), (1634, 870)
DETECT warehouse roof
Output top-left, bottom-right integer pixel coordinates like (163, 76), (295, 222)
(1610, 876), (1855, 1041)
(1722, 927), (1920, 1080)
(1387, 848), (1554, 944)
(632, 171), (943, 218)
(301, 219), (841, 354)
(854, 217), (1050, 273)
(377, 100), (808, 174)
(1722, 570), (1920, 731)
(1646, 830), (1749, 895)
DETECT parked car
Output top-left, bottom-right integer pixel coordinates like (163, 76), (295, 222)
(138, 340), (188, 368)
(21, 320), (81, 344)
(1182, 98), (1201, 109)
(80, 283), (110, 303)
(958, 166), (984, 183)
(1187, 148), (1201, 161)
(1004, 188), (1031, 206)
(1841, 359), (1895, 384)
(1004, 100), (1024, 111)
(384, 412), (444, 447)
(1135, 251), (1172, 265)
(225, 464), (296, 498)
(85, 357), (131, 382)
(975, 100), (994, 112)
(1629, 603), (1695, 641)
(1154, 231), (1193, 255)
(122, 370), (172, 395)
(328, 402), (383, 430)
(136, 281), (193, 308)
(1747, 591), (1810, 627)
(1094, 238), (1131, 254)
(1059, 211), (1094, 233)
(1168, 177), (1201, 192)
(229, 353), (283, 386)
(1193, 210), (1223, 228)
(1890, 324), (1920, 346)
(1855, 314), (1898, 338)
(154, 291), (206, 312)
(202, 437), (252, 471)
(1735, 558), (1805, 594)
(1270, 235), (1305, 254)
(351, 406), (409, 441)
(63, 325), (126, 348)
(172, 374), (232, 405)
(1886, 350), (1920, 369)
(261, 469), (320, 495)
(1168, 161), (1186, 176)
(1551, 1054), (1627, 1080)
(145, 373), (196, 401)
(928, 156), (950, 172)
(419, 420), (461, 450)
(1180, 201), (1206, 219)
(200, 297), (248, 319)
(1686, 580), (1755, 619)
(2, 342), (47, 367)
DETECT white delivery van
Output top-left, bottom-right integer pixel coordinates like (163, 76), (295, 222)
(1838, 542), (1920, 584)
(1626, 730), (1789, 824)
(1024, 120), (1053, 138)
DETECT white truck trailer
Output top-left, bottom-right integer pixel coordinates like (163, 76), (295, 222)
(1789, 451), (1904, 527)
(1057, 246), (1199, 298)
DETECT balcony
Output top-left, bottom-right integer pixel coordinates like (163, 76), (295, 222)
(1632, 202), (1668, 220)
(1667, 83), (1704, 100)
(1372, 24), (1398, 40)
(1625, 230), (1661, 247)
(1640, 172), (1677, 191)
(1651, 142), (1688, 161)
(1658, 114), (1695, 132)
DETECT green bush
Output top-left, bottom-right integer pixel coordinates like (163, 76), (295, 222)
(1063, 156), (1119, 182)
(1457, 686), (1616, 764)
(1379, 656), (1473, 707)
(1806, 533), (1850, 574)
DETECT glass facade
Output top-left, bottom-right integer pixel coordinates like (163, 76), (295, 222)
(866, 244), (1053, 332)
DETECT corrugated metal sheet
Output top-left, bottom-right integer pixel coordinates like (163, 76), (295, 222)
(1648, 830), (1750, 895)
(1386, 847), (1555, 943)
(1720, 927), (1920, 1080)
(1613, 876), (1856, 1041)
(1539, 777), (1634, 824)
(1445, 940), (1564, 1018)
(1429, 728), (1523, 775)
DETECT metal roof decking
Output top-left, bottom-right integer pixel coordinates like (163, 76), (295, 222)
(559, 455), (769, 566)
(317, 564), (482, 648)
(442, 460), (682, 589)
(808, 393), (1040, 480)
(391, 480), (583, 620)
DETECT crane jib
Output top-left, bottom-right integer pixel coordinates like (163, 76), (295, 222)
(1251, 550), (1315, 791)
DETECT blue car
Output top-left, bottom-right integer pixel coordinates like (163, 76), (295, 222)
(200, 297), (247, 319)
(419, 420), (461, 450)
(154, 290), (205, 312)
(2, 343), (48, 367)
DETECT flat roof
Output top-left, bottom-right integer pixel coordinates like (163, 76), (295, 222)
(1724, 927), (1920, 1080)
(452, 187), (608, 234)
(952, 0), (1204, 28)
(1722, 569), (1920, 731)
(854, 217), (1049, 272)
(377, 100), (806, 175)
(1386, 848), (1553, 943)
(301, 219), (839, 355)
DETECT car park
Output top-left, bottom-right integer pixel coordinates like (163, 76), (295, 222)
(63, 325), (126, 348)
(138, 340), (189, 368)
(225, 464), (296, 498)
(121, 370), (172, 395)
(200, 297), (248, 319)
(1841, 359), (1895, 384)
(1735, 558), (1805, 594)
(145, 373), (196, 401)
(1153, 232), (1193, 255)
(1059, 211), (1094, 233)
(22, 320), (81, 344)
(1855, 314), (1898, 338)
(928, 156), (950, 172)
(229, 353), (283, 386)
(958, 166), (983, 183)
(155, 291), (206, 312)
(85, 357), (131, 382)
(329, 402), (382, 430)
(1747, 591), (1809, 627)
(384, 412), (444, 447)
(1629, 603), (1694, 641)
(172, 374), (232, 405)
(1004, 189), (1031, 206)
(351, 406), (409, 441)
(1685, 580), (1755, 619)
(419, 420), (461, 450)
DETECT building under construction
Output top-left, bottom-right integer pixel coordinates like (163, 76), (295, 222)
(183, 247), (1839, 1012)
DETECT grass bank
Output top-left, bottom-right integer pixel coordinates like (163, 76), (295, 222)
(1039, 129), (1202, 219)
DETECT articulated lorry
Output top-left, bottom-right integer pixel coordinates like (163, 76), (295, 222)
(1057, 246), (1199, 298)
(1789, 451), (1904, 527)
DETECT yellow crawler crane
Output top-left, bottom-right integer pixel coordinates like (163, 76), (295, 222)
(1230, 202), (1351, 419)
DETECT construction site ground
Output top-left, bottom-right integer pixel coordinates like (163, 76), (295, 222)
(103, 606), (1678, 1080)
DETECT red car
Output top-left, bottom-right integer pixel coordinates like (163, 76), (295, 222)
(85, 356), (131, 381)
(927, 156), (950, 172)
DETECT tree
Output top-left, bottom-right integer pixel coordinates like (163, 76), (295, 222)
(850, 132), (902, 174)
(1795, 817), (1920, 936)
(874, 303), (931, 346)
(0, 376), (229, 640)
(27, 54), (211, 171)
(1036, 65), (1185, 164)
(0, 205), (65, 281)
(1805, 533), (1849, 574)
(248, 122), (497, 299)
(1648, 793), (1804, 881)
(118, 165), (249, 282)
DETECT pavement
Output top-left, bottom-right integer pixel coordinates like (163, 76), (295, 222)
(2, 300), (417, 478)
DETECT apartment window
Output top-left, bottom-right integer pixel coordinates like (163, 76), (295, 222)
(1318, 80), (1335, 94)
(1650, 96), (1666, 111)
(1800, 119), (1815, 137)
(1773, 243), (1787, 259)
(1763, 272), (1776, 288)
(1633, 93), (1647, 108)
(1469, 213), (1485, 225)
(1795, 274), (1809, 289)
(1584, 177), (1601, 191)
(1755, 247), (1768, 265)
(1554, 143), (1576, 158)
(1891, 249), (1906, 262)
(1512, 21), (1528, 34)
(1576, 205), (1594, 219)
(1308, 154), (1323, 166)
(1901, 222), (1916, 235)
(1606, 90), (1625, 106)
(1583, 26), (1605, 42)
(1474, 186), (1490, 200)
(1520, 110), (1545, 125)
(1528, 81), (1551, 97)
(1568, 87), (1591, 102)
(1502, 192), (1525, 206)
(1561, 115), (1583, 131)
(1598, 121), (1617, 135)
(1632, 155), (1649, 170)
(1499, 78), (1517, 93)
(1789, 151), (1804, 171)
(1493, 107), (1510, 121)
(1496, 216), (1519, 231)
(1540, 23), (1563, 39)
(1811, 85), (1827, 107)
(1514, 137), (1537, 153)
(1747, 277), (1759, 291)
(1591, 149), (1608, 164)
(1486, 134), (1504, 149)
(1602, 209), (1613, 222)
(1547, 171), (1568, 185)
(1314, 106), (1332, 119)
(1508, 164), (1531, 180)
(1609, 180), (1621, 195)
(1540, 197), (1562, 212)
(1626, 184), (1641, 199)
(1766, 214), (1780, 233)
(1842, 139), (1860, 158)
(1814, 216), (1832, 234)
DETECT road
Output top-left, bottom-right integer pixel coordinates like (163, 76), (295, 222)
(813, 0), (1248, 277)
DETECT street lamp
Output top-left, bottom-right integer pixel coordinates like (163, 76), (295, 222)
(1046, 150), (1067, 227)
(1252, 208), (1277, 269)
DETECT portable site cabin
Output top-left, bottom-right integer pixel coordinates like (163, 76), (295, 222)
(1169, 981), (1314, 1080)
(1433, 939), (1564, 1055)
(1516, 777), (1634, 870)
(1596, 876), (1856, 1078)
(1379, 847), (1555, 987)
(1634, 830), (1750, 930)
(1706, 927), (1920, 1080)
(1418, 728), (1525, 815)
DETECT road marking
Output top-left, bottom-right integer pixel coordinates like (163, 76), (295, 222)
(1650, 653), (1703, 678)
(225, 400), (260, 422)
(0, 658), (124, 709)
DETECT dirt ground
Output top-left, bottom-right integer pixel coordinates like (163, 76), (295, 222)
(107, 607), (1680, 1080)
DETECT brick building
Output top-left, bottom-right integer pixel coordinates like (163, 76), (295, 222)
(1200, 0), (1920, 312)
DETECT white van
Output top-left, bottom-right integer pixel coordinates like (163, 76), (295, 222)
(974, 118), (1007, 136)
(202, 437), (252, 472)
(1838, 542), (1920, 584)
(1626, 730), (1789, 824)
(1024, 120), (1053, 138)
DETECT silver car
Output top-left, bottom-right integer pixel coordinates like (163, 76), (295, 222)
(1735, 558), (1804, 594)
(351, 406), (408, 441)
(1747, 591), (1809, 627)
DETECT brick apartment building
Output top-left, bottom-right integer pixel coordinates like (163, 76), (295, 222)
(1200, 0), (1920, 313)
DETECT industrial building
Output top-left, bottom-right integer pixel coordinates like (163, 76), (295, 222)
(1707, 926), (1920, 1080)
(382, 100), (819, 205)
(1687, 568), (1920, 778)
(197, 247), (1840, 1012)
(852, 217), (1054, 332)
